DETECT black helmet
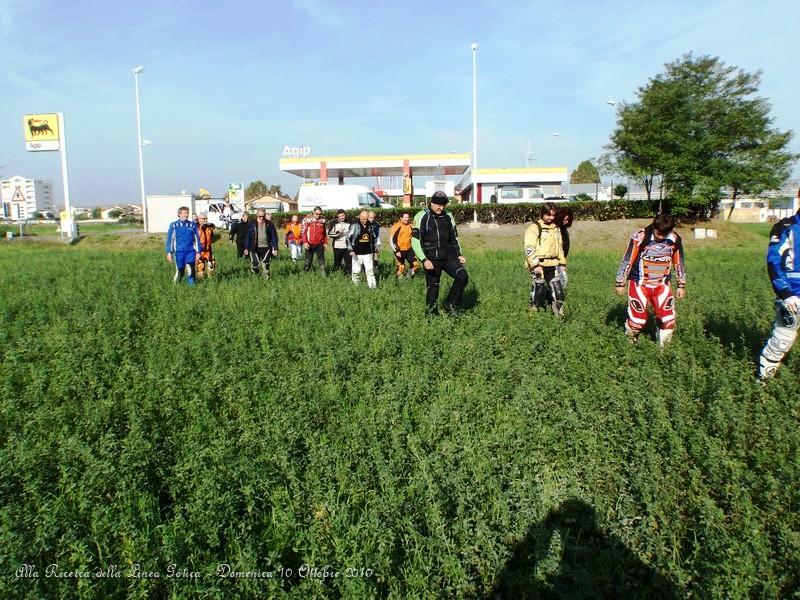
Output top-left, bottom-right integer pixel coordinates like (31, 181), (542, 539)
(430, 191), (449, 205)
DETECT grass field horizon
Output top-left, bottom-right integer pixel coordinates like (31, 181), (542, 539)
(1, 220), (797, 598)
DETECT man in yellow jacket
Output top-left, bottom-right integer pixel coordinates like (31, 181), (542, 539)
(524, 202), (567, 316)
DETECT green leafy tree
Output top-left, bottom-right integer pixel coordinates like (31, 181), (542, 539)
(570, 160), (601, 184)
(268, 184), (283, 197)
(245, 180), (268, 200)
(606, 54), (797, 214)
(91, 207), (101, 219)
(108, 209), (123, 219)
(613, 184), (628, 199)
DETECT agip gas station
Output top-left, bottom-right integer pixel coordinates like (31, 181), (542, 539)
(279, 153), (568, 206)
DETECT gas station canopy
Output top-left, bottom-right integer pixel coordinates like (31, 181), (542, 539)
(279, 153), (471, 180)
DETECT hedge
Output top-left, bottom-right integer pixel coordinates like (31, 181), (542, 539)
(269, 199), (715, 228)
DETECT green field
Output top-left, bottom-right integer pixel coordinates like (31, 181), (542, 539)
(0, 223), (798, 599)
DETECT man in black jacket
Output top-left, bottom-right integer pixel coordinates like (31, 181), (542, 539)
(411, 191), (469, 316)
(244, 209), (279, 278)
(229, 211), (250, 258)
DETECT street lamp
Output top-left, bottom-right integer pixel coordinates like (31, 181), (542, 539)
(553, 132), (570, 196)
(471, 42), (478, 197)
(133, 66), (148, 233)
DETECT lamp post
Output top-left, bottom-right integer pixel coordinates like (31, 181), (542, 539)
(133, 66), (148, 233)
(553, 132), (570, 196)
(471, 42), (478, 202)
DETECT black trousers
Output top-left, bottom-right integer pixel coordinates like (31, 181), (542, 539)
(304, 244), (326, 274)
(425, 255), (468, 307)
(251, 247), (273, 273)
(236, 240), (246, 258)
(332, 247), (351, 274)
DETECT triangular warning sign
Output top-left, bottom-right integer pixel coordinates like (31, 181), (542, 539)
(12, 187), (25, 202)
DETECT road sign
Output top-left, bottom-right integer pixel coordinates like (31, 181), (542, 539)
(228, 182), (244, 204)
(12, 187), (25, 202)
(24, 113), (61, 151)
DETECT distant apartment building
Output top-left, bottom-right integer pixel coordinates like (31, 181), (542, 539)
(0, 176), (54, 220)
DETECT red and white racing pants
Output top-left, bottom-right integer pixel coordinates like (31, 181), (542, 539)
(626, 280), (676, 336)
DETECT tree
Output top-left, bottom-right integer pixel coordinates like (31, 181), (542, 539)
(245, 180), (268, 200)
(108, 209), (123, 219)
(91, 207), (101, 219)
(570, 160), (601, 184)
(613, 184), (628, 199)
(268, 184), (283, 198)
(605, 54), (797, 214)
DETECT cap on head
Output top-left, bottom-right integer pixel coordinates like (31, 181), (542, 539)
(430, 191), (449, 206)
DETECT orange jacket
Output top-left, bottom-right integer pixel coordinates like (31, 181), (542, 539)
(198, 224), (214, 260)
(285, 222), (301, 244)
(389, 220), (414, 252)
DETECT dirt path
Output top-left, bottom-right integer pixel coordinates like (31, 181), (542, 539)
(458, 219), (761, 253)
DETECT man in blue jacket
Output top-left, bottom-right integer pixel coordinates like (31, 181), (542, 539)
(165, 206), (201, 285)
(759, 206), (800, 379)
(244, 208), (279, 278)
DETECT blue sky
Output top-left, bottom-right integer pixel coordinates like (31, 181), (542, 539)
(1, 0), (798, 206)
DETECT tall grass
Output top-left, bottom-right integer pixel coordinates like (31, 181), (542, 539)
(0, 229), (797, 598)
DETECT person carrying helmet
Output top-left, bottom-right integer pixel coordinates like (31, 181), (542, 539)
(245, 208), (279, 278)
(165, 206), (201, 286)
(411, 191), (468, 316)
(524, 202), (567, 316)
(389, 211), (420, 279)
(615, 213), (686, 347)
(758, 205), (800, 379)
(347, 210), (377, 288)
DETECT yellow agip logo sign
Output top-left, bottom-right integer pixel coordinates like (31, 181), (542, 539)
(24, 113), (61, 151)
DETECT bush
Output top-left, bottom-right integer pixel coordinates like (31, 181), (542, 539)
(267, 199), (717, 229)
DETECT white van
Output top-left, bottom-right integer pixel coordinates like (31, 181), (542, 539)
(492, 185), (546, 204)
(297, 184), (393, 212)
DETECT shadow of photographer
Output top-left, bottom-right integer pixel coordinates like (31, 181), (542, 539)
(491, 498), (678, 599)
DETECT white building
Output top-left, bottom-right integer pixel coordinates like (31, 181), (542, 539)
(458, 167), (568, 203)
(145, 193), (196, 233)
(1, 176), (54, 220)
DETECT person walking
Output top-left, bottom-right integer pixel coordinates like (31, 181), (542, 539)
(368, 210), (382, 263)
(614, 213), (686, 347)
(165, 206), (201, 286)
(195, 212), (217, 279)
(245, 208), (279, 279)
(301, 207), (327, 275)
(389, 211), (420, 278)
(411, 191), (469, 316)
(285, 214), (303, 262)
(347, 210), (377, 288)
(524, 202), (567, 316)
(229, 211), (249, 258)
(556, 205), (574, 288)
(758, 205), (800, 379)
(328, 209), (352, 275)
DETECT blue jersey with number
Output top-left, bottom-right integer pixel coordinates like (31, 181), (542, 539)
(767, 213), (800, 299)
(166, 219), (201, 254)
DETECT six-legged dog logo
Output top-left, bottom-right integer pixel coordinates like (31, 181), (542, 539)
(28, 118), (54, 136)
